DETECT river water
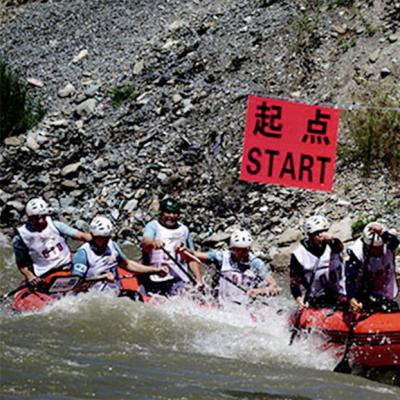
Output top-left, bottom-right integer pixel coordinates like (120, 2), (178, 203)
(1, 235), (399, 400)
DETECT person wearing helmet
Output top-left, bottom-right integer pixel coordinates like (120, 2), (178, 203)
(346, 222), (399, 313)
(290, 215), (347, 310)
(12, 197), (92, 287)
(72, 216), (168, 294)
(140, 197), (203, 296)
(178, 229), (280, 305)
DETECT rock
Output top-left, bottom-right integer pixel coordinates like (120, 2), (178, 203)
(133, 61), (144, 75)
(62, 180), (80, 189)
(70, 189), (85, 198)
(63, 206), (79, 215)
(62, 162), (81, 176)
(277, 228), (302, 246)
(84, 84), (100, 97)
(157, 172), (168, 181)
(58, 83), (75, 98)
(136, 92), (151, 105)
(162, 39), (180, 49)
(269, 245), (296, 272)
(48, 119), (69, 127)
(380, 67), (391, 78)
(336, 199), (351, 207)
(168, 20), (186, 31)
(59, 196), (76, 208)
(43, 191), (57, 201)
(203, 231), (231, 244)
(123, 199), (138, 212)
(110, 209), (120, 220)
(4, 136), (22, 146)
(331, 216), (353, 243)
(333, 25), (347, 35)
(369, 49), (380, 63)
(26, 77), (44, 87)
(93, 158), (107, 169)
(5, 200), (25, 212)
(26, 135), (40, 151)
(37, 174), (50, 184)
(172, 93), (183, 103)
(148, 198), (160, 212)
(75, 99), (97, 117)
(72, 49), (88, 63)
(182, 98), (193, 113)
(0, 190), (13, 205)
(1, 0), (399, 250)
(134, 188), (146, 199)
(76, 120), (84, 129)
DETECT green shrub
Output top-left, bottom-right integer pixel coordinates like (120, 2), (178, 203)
(0, 58), (46, 141)
(110, 84), (138, 108)
(343, 84), (400, 180)
(351, 213), (381, 236)
(292, 4), (322, 56)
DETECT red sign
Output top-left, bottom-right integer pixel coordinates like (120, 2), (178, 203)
(240, 96), (340, 192)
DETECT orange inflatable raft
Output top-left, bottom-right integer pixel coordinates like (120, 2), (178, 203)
(296, 307), (400, 368)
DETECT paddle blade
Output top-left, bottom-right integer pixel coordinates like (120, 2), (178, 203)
(288, 328), (298, 345)
(333, 359), (352, 374)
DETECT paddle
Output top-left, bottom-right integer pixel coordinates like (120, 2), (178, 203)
(160, 246), (198, 286)
(1, 282), (29, 302)
(333, 314), (358, 373)
(182, 250), (274, 308)
(289, 256), (320, 345)
(333, 233), (375, 373)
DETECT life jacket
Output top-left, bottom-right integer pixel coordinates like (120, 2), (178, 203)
(147, 221), (191, 283)
(78, 241), (121, 292)
(349, 238), (398, 300)
(217, 250), (260, 304)
(293, 242), (346, 300)
(17, 217), (72, 277)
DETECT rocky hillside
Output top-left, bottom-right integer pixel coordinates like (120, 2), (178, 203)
(0, 0), (399, 269)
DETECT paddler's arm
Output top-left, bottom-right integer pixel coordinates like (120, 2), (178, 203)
(53, 221), (92, 242)
(112, 242), (168, 275)
(142, 221), (163, 253)
(85, 272), (115, 282)
(122, 258), (169, 275)
(178, 248), (211, 263)
(381, 229), (399, 251)
(345, 250), (364, 313)
(142, 236), (164, 252)
(179, 234), (203, 285)
(18, 266), (41, 286)
(12, 233), (42, 286)
(188, 260), (203, 285)
(247, 258), (280, 298)
(289, 254), (308, 310)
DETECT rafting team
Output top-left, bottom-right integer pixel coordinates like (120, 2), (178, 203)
(10, 196), (400, 313)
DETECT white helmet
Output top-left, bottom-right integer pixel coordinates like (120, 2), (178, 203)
(90, 216), (113, 237)
(230, 229), (253, 248)
(26, 198), (50, 217)
(304, 215), (330, 235)
(362, 222), (384, 247)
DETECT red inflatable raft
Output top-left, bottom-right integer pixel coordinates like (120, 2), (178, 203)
(296, 307), (400, 368)
(11, 268), (145, 313)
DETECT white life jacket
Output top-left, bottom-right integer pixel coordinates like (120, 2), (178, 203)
(293, 243), (346, 299)
(349, 238), (398, 299)
(18, 217), (71, 277)
(148, 221), (191, 283)
(217, 250), (260, 304)
(79, 240), (121, 292)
